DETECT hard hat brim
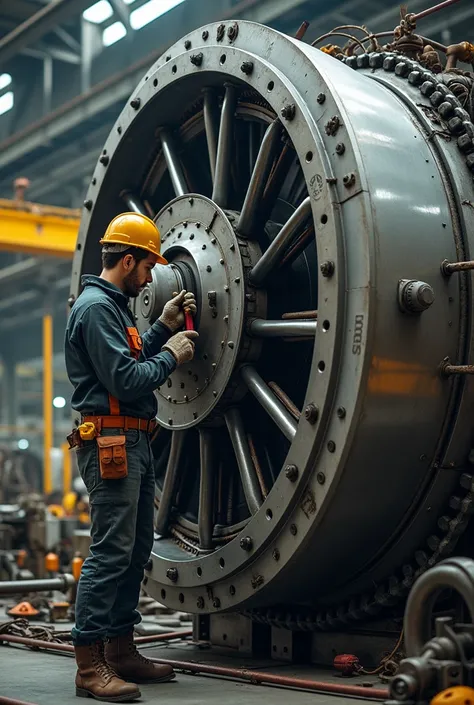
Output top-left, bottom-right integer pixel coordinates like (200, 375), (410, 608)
(99, 237), (168, 265)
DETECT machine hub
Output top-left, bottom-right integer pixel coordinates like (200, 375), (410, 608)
(134, 194), (264, 429)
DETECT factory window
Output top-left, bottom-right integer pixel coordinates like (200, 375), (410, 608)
(0, 91), (14, 116)
(103, 21), (127, 46)
(83, 1), (114, 24)
(130, 0), (186, 30)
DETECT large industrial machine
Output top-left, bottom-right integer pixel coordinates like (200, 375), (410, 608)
(70, 0), (474, 664)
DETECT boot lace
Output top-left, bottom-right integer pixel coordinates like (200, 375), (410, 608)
(128, 640), (152, 665)
(92, 641), (118, 682)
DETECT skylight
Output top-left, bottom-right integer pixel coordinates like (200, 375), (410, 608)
(130, 0), (186, 30)
(0, 74), (12, 91)
(83, 1), (113, 24)
(0, 92), (14, 116)
(103, 21), (127, 46)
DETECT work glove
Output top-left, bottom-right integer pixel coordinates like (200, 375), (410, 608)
(162, 330), (199, 366)
(159, 290), (197, 333)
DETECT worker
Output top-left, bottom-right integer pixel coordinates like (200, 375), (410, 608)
(64, 212), (197, 702)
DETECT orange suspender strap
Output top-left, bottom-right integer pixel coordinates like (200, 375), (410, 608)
(108, 327), (143, 416)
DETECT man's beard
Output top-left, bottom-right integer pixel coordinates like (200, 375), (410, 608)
(123, 268), (144, 297)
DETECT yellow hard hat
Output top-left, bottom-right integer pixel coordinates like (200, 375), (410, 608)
(99, 212), (168, 265)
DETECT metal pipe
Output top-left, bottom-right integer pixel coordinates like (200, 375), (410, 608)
(203, 88), (219, 184)
(413, 0), (461, 21)
(249, 319), (317, 338)
(122, 192), (149, 216)
(225, 408), (262, 515)
(282, 310), (318, 320)
(155, 431), (187, 536)
(160, 129), (188, 197)
(250, 197), (312, 287)
(238, 119), (281, 237)
(0, 574), (75, 596)
(268, 381), (301, 420)
(0, 697), (39, 705)
(241, 366), (298, 441)
(198, 429), (214, 550)
(134, 630), (192, 644)
(0, 634), (389, 699)
(212, 84), (236, 208)
(442, 258), (474, 275)
(43, 311), (53, 496)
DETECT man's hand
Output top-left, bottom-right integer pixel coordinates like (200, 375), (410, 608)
(158, 290), (197, 333)
(162, 330), (199, 365)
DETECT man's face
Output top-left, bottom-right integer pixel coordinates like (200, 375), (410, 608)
(123, 252), (157, 297)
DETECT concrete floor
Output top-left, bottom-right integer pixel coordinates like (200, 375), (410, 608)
(0, 640), (378, 705)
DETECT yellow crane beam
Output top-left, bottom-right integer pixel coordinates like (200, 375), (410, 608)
(0, 198), (79, 258)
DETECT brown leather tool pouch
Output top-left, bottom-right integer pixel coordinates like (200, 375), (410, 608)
(97, 436), (128, 480)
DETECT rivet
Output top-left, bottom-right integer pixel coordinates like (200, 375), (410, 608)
(290, 524), (298, 536)
(167, 395), (172, 401)
(168, 418), (173, 425)
(193, 412), (198, 419)
(183, 221), (188, 228)
(196, 222), (201, 228)
(202, 30), (209, 40)
(212, 363), (217, 369)
(343, 172), (356, 188)
(213, 391), (217, 397)
(130, 97), (141, 110)
(190, 234), (195, 239)
(202, 244), (206, 249)
(190, 53), (203, 67)
(211, 237), (216, 244)
(207, 265), (212, 272)
(224, 285), (229, 292)
(91, 177), (97, 185)
(166, 567), (178, 582)
(224, 315), (229, 322)
(197, 596), (205, 608)
(178, 232), (182, 238)
(230, 243), (235, 251)
(241, 61), (254, 75)
(280, 103), (296, 121)
(221, 340), (225, 347)
(304, 403), (319, 424)
(213, 598), (221, 608)
(189, 197), (194, 205)
(240, 536), (253, 551)
(234, 277), (240, 283)
(99, 155), (109, 166)
(84, 199), (93, 210)
(184, 40), (191, 50)
(168, 207), (173, 214)
(335, 142), (346, 155)
(285, 464), (299, 481)
(337, 406), (346, 419)
(272, 548), (280, 561)
(228, 341), (234, 348)
(220, 259), (224, 264)
(320, 260), (335, 277)
(317, 472), (326, 485)
(117, 126), (122, 135)
(184, 395), (189, 401)
(327, 440), (336, 453)
(317, 93), (326, 104)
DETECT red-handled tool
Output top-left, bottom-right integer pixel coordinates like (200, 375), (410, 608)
(184, 308), (194, 331)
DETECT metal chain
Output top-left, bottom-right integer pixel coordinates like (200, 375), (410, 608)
(244, 52), (474, 631)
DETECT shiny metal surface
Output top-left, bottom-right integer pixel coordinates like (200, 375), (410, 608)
(71, 19), (474, 624)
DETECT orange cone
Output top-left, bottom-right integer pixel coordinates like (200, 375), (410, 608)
(7, 601), (40, 618)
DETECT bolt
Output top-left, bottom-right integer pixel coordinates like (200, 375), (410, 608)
(304, 403), (319, 424)
(272, 548), (280, 561)
(234, 277), (240, 283)
(228, 341), (234, 349)
(166, 567), (178, 582)
(213, 597), (221, 608)
(216, 23), (225, 41)
(224, 285), (229, 292)
(184, 40), (191, 50)
(337, 406), (346, 419)
(320, 260), (335, 277)
(202, 30), (209, 40)
(343, 172), (356, 188)
(335, 142), (346, 155)
(240, 536), (253, 551)
(196, 222), (201, 228)
(290, 524), (298, 536)
(281, 103), (296, 121)
(130, 97), (141, 110)
(184, 395), (188, 402)
(285, 464), (299, 481)
(202, 244), (206, 249)
(227, 23), (238, 40)
(168, 206), (173, 214)
(317, 92), (326, 104)
(241, 61), (254, 75)
(224, 315), (229, 322)
(145, 559), (153, 571)
(165, 55), (171, 62)
(212, 363), (217, 369)
(99, 155), (109, 166)
(220, 258), (224, 264)
(190, 234), (194, 240)
(230, 243), (235, 251)
(117, 126), (122, 135)
(84, 199), (93, 210)
(213, 390), (218, 397)
(317, 472), (326, 485)
(183, 221), (188, 228)
(168, 418), (173, 425)
(190, 53), (203, 67)
(207, 265), (212, 272)
(211, 237), (216, 244)
(327, 440), (336, 453)
(197, 596), (205, 608)
(92, 177), (97, 185)
(188, 197), (194, 205)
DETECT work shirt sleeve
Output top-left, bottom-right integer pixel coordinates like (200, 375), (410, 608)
(79, 302), (176, 401)
(141, 320), (173, 359)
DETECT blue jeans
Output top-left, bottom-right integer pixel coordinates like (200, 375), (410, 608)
(72, 429), (155, 645)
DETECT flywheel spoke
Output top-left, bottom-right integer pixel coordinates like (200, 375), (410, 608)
(225, 407), (263, 516)
(249, 196), (312, 287)
(160, 128), (188, 197)
(122, 192), (153, 216)
(198, 428), (215, 550)
(238, 119), (282, 237)
(249, 319), (317, 337)
(203, 88), (219, 184)
(212, 83), (237, 208)
(241, 366), (298, 441)
(155, 430), (187, 537)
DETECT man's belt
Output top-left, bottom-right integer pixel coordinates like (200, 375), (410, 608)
(81, 415), (157, 434)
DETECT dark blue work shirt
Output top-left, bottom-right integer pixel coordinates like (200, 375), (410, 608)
(65, 275), (176, 420)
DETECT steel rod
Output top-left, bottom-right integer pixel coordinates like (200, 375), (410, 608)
(238, 119), (282, 236)
(282, 310), (318, 320)
(203, 89), (219, 184)
(241, 366), (298, 441)
(198, 428), (215, 550)
(0, 574), (75, 596)
(268, 381), (301, 420)
(281, 224), (314, 266)
(413, 0), (462, 22)
(247, 434), (268, 498)
(160, 129), (188, 197)
(249, 319), (317, 338)
(155, 430), (187, 536)
(0, 697), (39, 705)
(212, 84), (236, 208)
(442, 258), (474, 275)
(122, 191), (149, 216)
(225, 408), (262, 515)
(250, 197), (312, 287)
(0, 634), (389, 699)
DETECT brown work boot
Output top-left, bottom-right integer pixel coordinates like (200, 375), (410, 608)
(105, 632), (175, 684)
(75, 641), (141, 702)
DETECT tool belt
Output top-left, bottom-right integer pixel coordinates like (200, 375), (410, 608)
(81, 415), (157, 433)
